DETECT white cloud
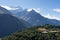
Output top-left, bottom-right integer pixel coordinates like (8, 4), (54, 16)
(53, 8), (60, 12)
(43, 14), (60, 20)
(27, 8), (40, 13)
(1, 5), (19, 10)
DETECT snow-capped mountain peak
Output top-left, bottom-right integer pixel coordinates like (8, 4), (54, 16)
(27, 8), (40, 13)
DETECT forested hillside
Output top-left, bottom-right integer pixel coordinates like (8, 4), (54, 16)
(2, 24), (60, 40)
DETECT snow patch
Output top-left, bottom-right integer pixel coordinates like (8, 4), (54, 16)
(27, 8), (40, 13)
(1, 5), (19, 10)
(43, 14), (60, 20)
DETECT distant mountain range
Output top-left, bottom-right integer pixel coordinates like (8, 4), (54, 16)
(0, 6), (60, 37)
(10, 8), (60, 26)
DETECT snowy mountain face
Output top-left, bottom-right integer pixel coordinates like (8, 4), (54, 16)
(10, 7), (23, 14)
(0, 6), (12, 14)
(12, 8), (60, 26)
(0, 5), (23, 14)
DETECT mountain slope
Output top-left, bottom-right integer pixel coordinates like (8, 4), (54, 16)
(0, 6), (31, 37)
(13, 9), (60, 26)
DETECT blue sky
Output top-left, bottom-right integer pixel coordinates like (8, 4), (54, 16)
(0, 0), (60, 20)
